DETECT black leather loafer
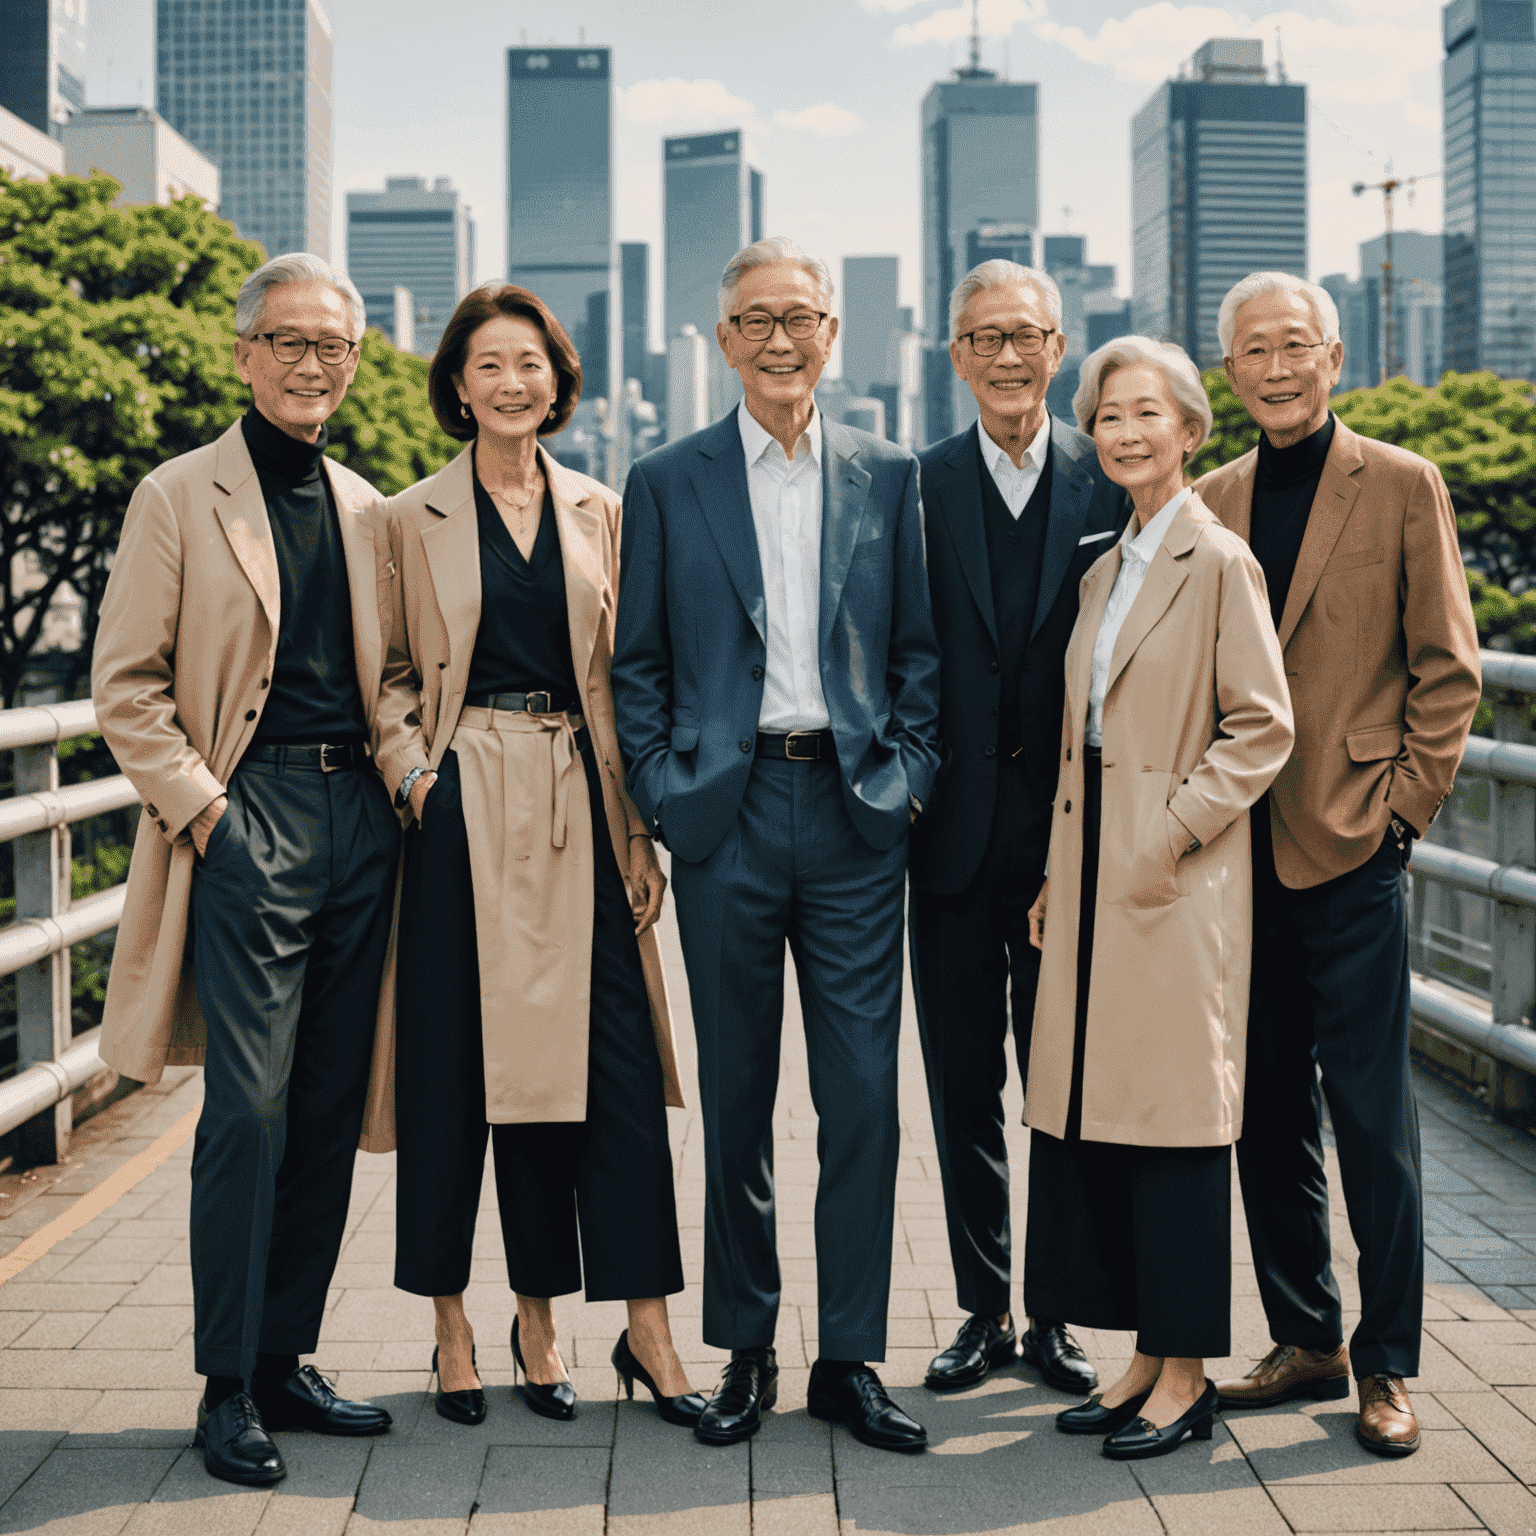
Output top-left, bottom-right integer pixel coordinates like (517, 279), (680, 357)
(695, 1347), (778, 1445)
(807, 1360), (927, 1453)
(925, 1315), (1018, 1391)
(251, 1365), (391, 1436)
(1056, 1388), (1151, 1435)
(193, 1393), (286, 1486)
(1021, 1321), (1099, 1394)
(1101, 1381), (1219, 1460)
(432, 1344), (487, 1426)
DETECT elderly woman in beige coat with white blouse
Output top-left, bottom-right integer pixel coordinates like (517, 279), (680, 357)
(1022, 336), (1294, 1461)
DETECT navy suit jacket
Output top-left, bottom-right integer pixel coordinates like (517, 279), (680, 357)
(909, 417), (1130, 895)
(612, 411), (942, 866)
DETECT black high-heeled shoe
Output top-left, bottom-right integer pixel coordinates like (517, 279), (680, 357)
(430, 1344), (487, 1426)
(611, 1328), (708, 1428)
(511, 1314), (577, 1421)
(1056, 1387), (1152, 1436)
(1101, 1380), (1219, 1460)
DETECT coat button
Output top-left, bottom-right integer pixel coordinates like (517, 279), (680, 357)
(1064, 800), (1072, 813)
(989, 661), (999, 673)
(245, 709), (257, 721)
(983, 745), (996, 758)
(740, 740), (752, 753)
(752, 665), (764, 680)
(439, 662), (447, 669)
(146, 803), (158, 817)
(1066, 747), (1072, 761)
(260, 678), (269, 689)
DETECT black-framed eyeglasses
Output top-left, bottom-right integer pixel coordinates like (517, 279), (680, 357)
(1230, 340), (1330, 374)
(957, 325), (1056, 358)
(730, 310), (828, 342)
(252, 332), (358, 366)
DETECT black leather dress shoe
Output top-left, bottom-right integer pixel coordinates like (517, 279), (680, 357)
(1056, 1388), (1151, 1435)
(807, 1361), (927, 1453)
(1101, 1380), (1219, 1460)
(251, 1365), (392, 1436)
(432, 1345), (487, 1426)
(695, 1347), (778, 1445)
(194, 1393), (286, 1486)
(925, 1315), (1018, 1391)
(1020, 1321), (1098, 1393)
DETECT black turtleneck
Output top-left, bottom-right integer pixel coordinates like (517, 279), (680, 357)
(1249, 412), (1336, 629)
(240, 406), (368, 745)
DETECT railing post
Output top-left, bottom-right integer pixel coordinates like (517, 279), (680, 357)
(1488, 691), (1536, 1120)
(12, 705), (71, 1165)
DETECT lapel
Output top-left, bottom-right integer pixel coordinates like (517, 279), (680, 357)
(819, 418), (873, 652)
(1102, 494), (1200, 698)
(1031, 416), (1097, 642)
(419, 443), (482, 683)
(1067, 543), (1118, 735)
(1274, 420), (1365, 651)
(937, 425), (997, 647)
(542, 446), (605, 698)
(211, 421), (280, 633)
(1216, 449), (1257, 545)
(690, 413), (767, 643)
(323, 459), (380, 718)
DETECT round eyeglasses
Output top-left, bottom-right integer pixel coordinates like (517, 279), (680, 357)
(956, 326), (1057, 358)
(730, 311), (828, 342)
(252, 332), (359, 366)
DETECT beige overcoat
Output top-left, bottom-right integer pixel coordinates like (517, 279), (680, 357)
(93, 421), (397, 1128)
(369, 441), (683, 1137)
(1022, 493), (1295, 1149)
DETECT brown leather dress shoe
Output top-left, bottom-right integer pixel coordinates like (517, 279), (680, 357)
(1356, 1373), (1419, 1457)
(1215, 1343), (1350, 1408)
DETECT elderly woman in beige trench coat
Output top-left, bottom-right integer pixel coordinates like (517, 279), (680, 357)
(374, 284), (703, 1432)
(1021, 336), (1294, 1461)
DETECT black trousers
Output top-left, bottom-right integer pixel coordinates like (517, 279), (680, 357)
(910, 758), (1048, 1317)
(393, 736), (684, 1303)
(1235, 800), (1422, 1379)
(1023, 749), (1232, 1360)
(188, 754), (399, 1379)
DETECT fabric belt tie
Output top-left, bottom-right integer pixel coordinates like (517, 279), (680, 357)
(453, 705), (584, 853)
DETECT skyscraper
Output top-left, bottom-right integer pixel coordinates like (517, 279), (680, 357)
(621, 242), (650, 390)
(664, 130), (763, 425)
(1041, 234), (1119, 416)
(1443, 0), (1536, 377)
(920, 41), (1039, 442)
(0, 0), (86, 138)
(156, 0), (334, 260)
(841, 256), (901, 397)
(506, 46), (616, 403)
(1131, 38), (1306, 368)
(347, 177), (473, 357)
(1359, 230), (1444, 385)
(61, 107), (220, 210)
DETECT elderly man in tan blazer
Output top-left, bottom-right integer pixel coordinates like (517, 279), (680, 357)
(94, 253), (399, 1487)
(1195, 272), (1481, 1458)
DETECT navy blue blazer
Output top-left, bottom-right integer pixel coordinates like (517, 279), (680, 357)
(909, 416), (1129, 895)
(612, 411), (942, 865)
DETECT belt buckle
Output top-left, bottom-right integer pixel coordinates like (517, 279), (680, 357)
(318, 743), (343, 773)
(783, 730), (818, 762)
(525, 691), (553, 715)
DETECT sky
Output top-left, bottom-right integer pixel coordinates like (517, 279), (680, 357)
(85, 0), (1447, 372)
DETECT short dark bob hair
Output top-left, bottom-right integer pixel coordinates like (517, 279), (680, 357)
(428, 284), (582, 441)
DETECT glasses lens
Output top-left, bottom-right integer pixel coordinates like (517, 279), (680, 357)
(1014, 328), (1046, 354)
(1282, 343), (1316, 362)
(270, 334), (307, 362)
(316, 338), (352, 364)
(971, 330), (1004, 356)
(738, 314), (774, 341)
(783, 313), (820, 339)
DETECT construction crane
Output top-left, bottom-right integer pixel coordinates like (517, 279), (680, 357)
(1351, 166), (1441, 383)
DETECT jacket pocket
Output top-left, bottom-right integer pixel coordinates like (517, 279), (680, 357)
(671, 726), (700, 752)
(1323, 545), (1385, 575)
(1346, 724), (1403, 763)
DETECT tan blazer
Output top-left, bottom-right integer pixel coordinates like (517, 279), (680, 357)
(93, 420), (395, 1106)
(1023, 493), (1295, 1148)
(370, 442), (683, 1136)
(1194, 420), (1481, 888)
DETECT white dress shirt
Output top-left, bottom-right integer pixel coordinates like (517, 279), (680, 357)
(738, 401), (832, 732)
(977, 411), (1053, 517)
(1085, 488), (1190, 748)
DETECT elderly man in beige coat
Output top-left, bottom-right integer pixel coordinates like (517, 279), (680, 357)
(94, 253), (399, 1488)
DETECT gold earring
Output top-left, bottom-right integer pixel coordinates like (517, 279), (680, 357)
(460, 403), (470, 419)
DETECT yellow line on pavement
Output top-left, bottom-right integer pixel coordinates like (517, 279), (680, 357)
(0, 1104), (201, 1287)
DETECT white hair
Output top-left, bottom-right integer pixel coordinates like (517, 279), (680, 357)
(1217, 271), (1340, 358)
(1072, 334), (1214, 456)
(235, 252), (367, 340)
(718, 237), (834, 325)
(948, 260), (1062, 340)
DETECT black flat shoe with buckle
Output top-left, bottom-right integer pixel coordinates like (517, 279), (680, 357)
(1056, 1388), (1151, 1435)
(1101, 1381), (1220, 1460)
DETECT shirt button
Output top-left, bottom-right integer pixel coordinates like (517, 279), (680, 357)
(740, 740), (753, 753)
(983, 745), (996, 758)
(245, 709), (257, 721)
(752, 665), (764, 681)
(989, 661), (999, 674)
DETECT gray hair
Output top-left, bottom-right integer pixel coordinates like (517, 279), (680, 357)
(949, 260), (1062, 340)
(1072, 334), (1214, 456)
(717, 237), (834, 325)
(1217, 271), (1340, 358)
(235, 252), (367, 340)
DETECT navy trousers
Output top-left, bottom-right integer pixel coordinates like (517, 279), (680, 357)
(1236, 801), (1423, 1379)
(670, 755), (907, 1363)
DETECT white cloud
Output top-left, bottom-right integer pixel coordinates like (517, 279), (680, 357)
(773, 103), (865, 136)
(1401, 98), (1439, 130)
(1033, 4), (1248, 82)
(621, 78), (757, 127)
(891, 0), (1045, 48)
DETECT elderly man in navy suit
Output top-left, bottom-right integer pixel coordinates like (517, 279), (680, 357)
(910, 260), (1128, 1398)
(613, 236), (941, 1454)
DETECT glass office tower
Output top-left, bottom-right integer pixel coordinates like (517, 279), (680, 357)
(156, 0), (333, 260)
(842, 256), (901, 397)
(506, 46), (616, 403)
(0, 0), (87, 137)
(1443, 0), (1536, 377)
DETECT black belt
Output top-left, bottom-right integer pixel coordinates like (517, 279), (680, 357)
(756, 728), (836, 763)
(467, 690), (578, 715)
(242, 741), (369, 772)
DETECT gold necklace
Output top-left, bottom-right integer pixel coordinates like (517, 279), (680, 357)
(485, 474), (542, 531)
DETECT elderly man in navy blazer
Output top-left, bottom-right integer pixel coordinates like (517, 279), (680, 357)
(910, 260), (1128, 1398)
(613, 236), (941, 1454)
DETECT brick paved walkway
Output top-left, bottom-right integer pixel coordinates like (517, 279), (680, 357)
(3, 902), (1536, 1533)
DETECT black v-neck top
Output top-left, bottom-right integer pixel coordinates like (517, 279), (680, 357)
(464, 467), (579, 705)
(1251, 413), (1336, 630)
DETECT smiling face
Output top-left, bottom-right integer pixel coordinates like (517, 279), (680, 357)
(1223, 289), (1344, 445)
(716, 261), (837, 420)
(1091, 362), (1201, 499)
(455, 313), (558, 446)
(232, 281), (360, 441)
(949, 280), (1066, 443)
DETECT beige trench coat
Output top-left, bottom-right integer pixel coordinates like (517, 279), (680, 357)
(1022, 493), (1295, 1149)
(93, 421), (397, 1130)
(369, 442), (683, 1138)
